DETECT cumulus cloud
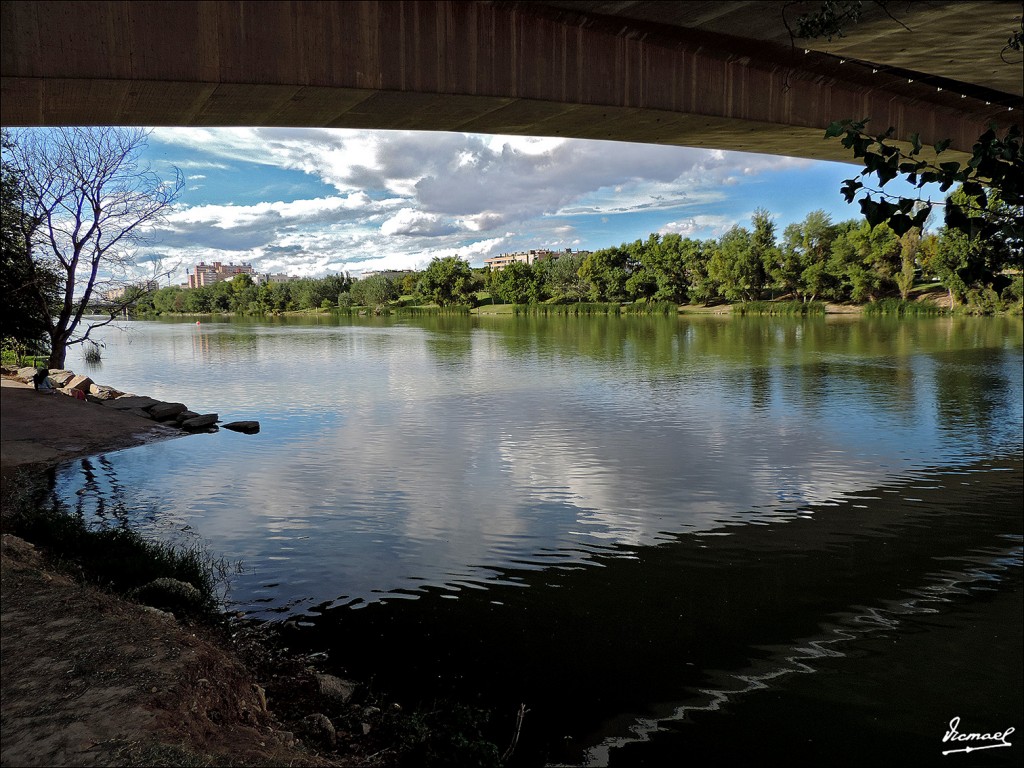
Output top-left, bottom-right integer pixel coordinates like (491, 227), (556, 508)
(380, 208), (460, 237)
(147, 127), (828, 279)
(658, 214), (737, 238)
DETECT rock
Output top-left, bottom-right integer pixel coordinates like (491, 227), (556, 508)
(126, 408), (155, 420)
(65, 374), (94, 392)
(223, 420), (260, 434)
(181, 413), (218, 430)
(300, 713), (336, 748)
(104, 395), (163, 410)
(47, 370), (75, 387)
(129, 578), (208, 616)
(60, 387), (88, 401)
(270, 731), (295, 748)
(252, 683), (268, 712)
(88, 384), (122, 400)
(15, 366), (38, 382)
(139, 605), (174, 620)
(175, 410), (200, 424)
(315, 673), (356, 704)
(148, 402), (188, 421)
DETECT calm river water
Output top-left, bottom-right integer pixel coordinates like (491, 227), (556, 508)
(58, 314), (1022, 766)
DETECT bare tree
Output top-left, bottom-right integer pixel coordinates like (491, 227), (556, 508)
(3, 127), (182, 368)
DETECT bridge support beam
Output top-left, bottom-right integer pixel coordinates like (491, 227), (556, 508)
(1, 1), (1015, 161)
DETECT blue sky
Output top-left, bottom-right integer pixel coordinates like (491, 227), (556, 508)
(135, 127), (923, 284)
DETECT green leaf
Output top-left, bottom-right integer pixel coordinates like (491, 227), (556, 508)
(840, 178), (863, 202)
(934, 139), (952, 154)
(910, 133), (922, 156)
(824, 121), (846, 138)
(888, 214), (914, 236)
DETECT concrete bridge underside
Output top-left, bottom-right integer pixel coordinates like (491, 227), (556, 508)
(2, 1), (1021, 163)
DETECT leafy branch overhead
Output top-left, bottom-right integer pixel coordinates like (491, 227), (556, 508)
(825, 119), (1023, 242)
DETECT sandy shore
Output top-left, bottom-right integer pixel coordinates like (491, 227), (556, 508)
(0, 377), (181, 484)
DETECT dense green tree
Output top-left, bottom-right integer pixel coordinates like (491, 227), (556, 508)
(489, 260), (541, 304)
(350, 274), (399, 307)
(778, 210), (838, 301)
(1, 135), (59, 355)
(418, 256), (475, 306)
(828, 220), (900, 303)
(539, 252), (588, 302)
(896, 228), (922, 300)
(639, 234), (692, 303)
(579, 246), (635, 301)
(750, 209), (779, 296)
(709, 225), (763, 302)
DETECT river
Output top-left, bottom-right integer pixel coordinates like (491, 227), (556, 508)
(57, 313), (1023, 766)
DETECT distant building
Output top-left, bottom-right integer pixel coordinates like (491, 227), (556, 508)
(187, 261), (255, 288)
(100, 279), (159, 302)
(483, 249), (587, 271)
(252, 272), (299, 285)
(360, 269), (415, 281)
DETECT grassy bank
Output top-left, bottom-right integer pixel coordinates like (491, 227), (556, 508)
(2, 472), (227, 618)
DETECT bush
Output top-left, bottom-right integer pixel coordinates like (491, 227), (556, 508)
(735, 300), (825, 316)
(511, 302), (620, 316)
(621, 301), (677, 315)
(863, 298), (948, 316)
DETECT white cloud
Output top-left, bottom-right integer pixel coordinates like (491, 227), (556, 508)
(658, 214), (737, 238)
(144, 127), (836, 280)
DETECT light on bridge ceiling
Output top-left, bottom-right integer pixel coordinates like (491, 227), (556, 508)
(872, 68), (878, 73)
(908, 78), (914, 83)
(937, 87), (942, 91)
(803, 49), (810, 54)
(839, 58), (846, 64)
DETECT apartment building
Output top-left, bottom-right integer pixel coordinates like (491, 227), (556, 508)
(483, 249), (587, 271)
(187, 261), (255, 288)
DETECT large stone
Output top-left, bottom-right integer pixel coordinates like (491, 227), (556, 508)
(223, 420), (260, 434)
(47, 370), (75, 387)
(148, 402), (188, 421)
(88, 384), (122, 400)
(59, 387), (88, 400)
(180, 413), (218, 430)
(129, 577), (208, 616)
(15, 367), (38, 382)
(103, 395), (163, 411)
(175, 410), (200, 424)
(300, 713), (335, 748)
(65, 374), (94, 392)
(315, 673), (356, 704)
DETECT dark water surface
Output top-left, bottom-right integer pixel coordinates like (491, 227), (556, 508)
(60, 315), (1022, 765)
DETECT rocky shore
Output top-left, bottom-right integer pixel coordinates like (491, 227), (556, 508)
(5, 365), (259, 435)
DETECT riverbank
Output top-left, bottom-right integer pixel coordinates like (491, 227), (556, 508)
(1, 375), (459, 767)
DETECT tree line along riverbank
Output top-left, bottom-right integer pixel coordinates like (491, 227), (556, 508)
(123, 210), (1021, 320)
